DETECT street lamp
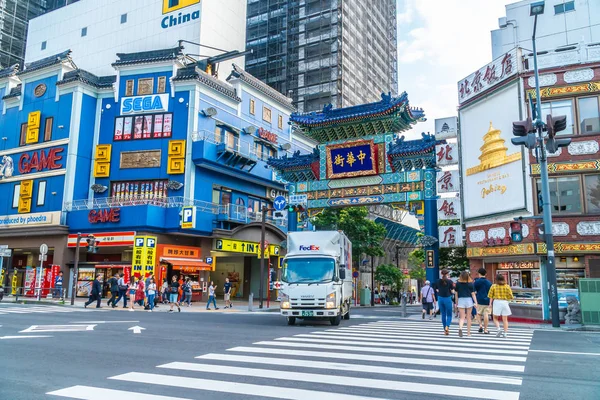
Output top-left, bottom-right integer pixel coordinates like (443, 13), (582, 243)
(529, 0), (561, 328)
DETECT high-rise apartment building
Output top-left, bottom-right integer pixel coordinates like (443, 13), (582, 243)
(0, 0), (78, 68)
(245, 0), (398, 113)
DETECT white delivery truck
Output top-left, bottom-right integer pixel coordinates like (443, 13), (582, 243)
(279, 231), (353, 326)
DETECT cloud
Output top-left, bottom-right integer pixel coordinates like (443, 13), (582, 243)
(397, 0), (510, 136)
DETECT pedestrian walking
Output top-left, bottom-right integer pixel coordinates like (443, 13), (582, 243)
(182, 278), (193, 306)
(146, 278), (157, 312)
(84, 274), (103, 308)
(474, 267), (492, 334)
(455, 270), (478, 337)
(161, 278), (169, 304)
(129, 277), (138, 311)
(411, 289), (417, 304)
(206, 281), (218, 310)
(113, 273), (128, 308)
(168, 275), (181, 312)
(488, 274), (514, 338)
(134, 278), (145, 308)
(223, 278), (232, 309)
(435, 269), (455, 335)
(420, 280), (436, 320)
(53, 271), (64, 299)
(106, 273), (119, 308)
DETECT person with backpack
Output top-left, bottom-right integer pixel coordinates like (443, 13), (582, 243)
(435, 269), (455, 335)
(488, 274), (514, 338)
(420, 280), (436, 320)
(182, 278), (193, 306)
(146, 278), (157, 312)
(168, 275), (181, 313)
(113, 273), (128, 308)
(455, 270), (478, 337)
(474, 267), (493, 334)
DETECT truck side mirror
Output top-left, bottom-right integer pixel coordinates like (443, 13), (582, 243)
(338, 268), (346, 280)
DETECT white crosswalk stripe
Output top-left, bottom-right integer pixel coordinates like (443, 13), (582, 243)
(0, 304), (104, 315)
(47, 320), (534, 400)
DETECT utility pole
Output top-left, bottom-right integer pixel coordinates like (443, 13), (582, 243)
(70, 233), (82, 305)
(259, 206), (275, 309)
(370, 255), (375, 307)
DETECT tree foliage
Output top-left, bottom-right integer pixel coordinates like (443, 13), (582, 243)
(407, 241), (469, 279)
(311, 207), (387, 266)
(374, 263), (402, 287)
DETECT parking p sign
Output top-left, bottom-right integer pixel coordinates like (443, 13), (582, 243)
(181, 206), (195, 229)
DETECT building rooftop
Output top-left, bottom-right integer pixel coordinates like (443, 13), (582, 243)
(18, 50), (74, 75)
(387, 133), (443, 171)
(227, 63), (295, 111)
(0, 64), (19, 79)
(57, 69), (116, 88)
(112, 46), (184, 67)
(2, 84), (22, 100)
(173, 65), (241, 102)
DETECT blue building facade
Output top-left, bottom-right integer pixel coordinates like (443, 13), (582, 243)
(0, 47), (296, 300)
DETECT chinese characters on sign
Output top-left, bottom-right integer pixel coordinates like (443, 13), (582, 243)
(437, 198), (461, 221)
(326, 140), (377, 179)
(457, 48), (518, 105)
(436, 170), (459, 193)
(439, 225), (463, 248)
(435, 143), (458, 166)
(132, 236), (157, 278)
(426, 250), (435, 268)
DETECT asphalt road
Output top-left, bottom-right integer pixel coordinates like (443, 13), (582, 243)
(0, 302), (598, 400)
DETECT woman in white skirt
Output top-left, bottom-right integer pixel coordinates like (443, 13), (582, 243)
(454, 270), (478, 337)
(488, 274), (514, 338)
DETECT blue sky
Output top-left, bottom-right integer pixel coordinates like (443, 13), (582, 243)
(396, 0), (512, 139)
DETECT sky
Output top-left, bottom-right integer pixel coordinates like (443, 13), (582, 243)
(396, 0), (513, 139)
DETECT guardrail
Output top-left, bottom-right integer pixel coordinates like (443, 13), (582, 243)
(1, 286), (66, 302)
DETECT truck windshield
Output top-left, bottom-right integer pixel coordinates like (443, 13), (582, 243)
(283, 257), (335, 284)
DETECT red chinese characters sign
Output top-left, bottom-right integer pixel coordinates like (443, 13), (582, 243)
(458, 48), (518, 105)
(437, 198), (461, 220)
(435, 143), (458, 166)
(439, 225), (463, 248)
(258, 128), (277, 144)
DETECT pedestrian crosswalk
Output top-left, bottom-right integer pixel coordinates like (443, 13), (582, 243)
(0, 304), (104, 315)
(47, 320), (535, 400)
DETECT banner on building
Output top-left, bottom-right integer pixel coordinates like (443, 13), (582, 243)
(132, 236), (146, 278)
(439, 225), (464, 248)
(437, 197), (462, 221)
(436, 170), (459, 194)
(144, 236), (157, 277)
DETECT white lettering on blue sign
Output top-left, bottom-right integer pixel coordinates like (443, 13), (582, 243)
(161, 10), (200, 29)
(121, 94), (169, 115)
(146, 238), (156, 248)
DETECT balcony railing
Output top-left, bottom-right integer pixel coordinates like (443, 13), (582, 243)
(64, 196), (286, 228)
(523, 42), (600, 72)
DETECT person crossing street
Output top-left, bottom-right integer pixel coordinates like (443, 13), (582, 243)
(206, 281), (218, 310)
(84, 274), (103, 308)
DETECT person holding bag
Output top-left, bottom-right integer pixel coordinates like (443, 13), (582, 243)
(146, 278), (157, 312)
(168, 275), (181, 313)
(419, 280), (436, 320)
(435, 269), (455, 335)
(489, 274), (514, 338)
(455, 270), (478, 337)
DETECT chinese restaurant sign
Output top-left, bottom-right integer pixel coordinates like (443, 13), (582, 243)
(437, 198), (461, 221)
(457, 48), (519, 105)
(439, 225), (464, 248)
(326, 140), (377, 179)
(436, 170), (459, 194)
(435, 143), (458, 166)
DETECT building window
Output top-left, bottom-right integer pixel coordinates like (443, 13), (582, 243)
(555, 1), (575, 14)
(44, 117), (53, 142)
(250, 99), (255, 115)
(157, 76), (167, 93)
(537, 176), (582, 214)
(278, 115), (283, 129)
(263, 106), (272, 123)
(20, 123), (28, 146)
(578, 96), (600, 134)
(41, 41), (47, 50)
(137, 78), (154, 95)
(12, 184), (21, 208)
(125, 80), (134, 96)
(215, 126), (239, 150)
(114, 113), (172, 141)
(81, 27), (87, 37)
(584, 174), (600, 214)
(541, 99), (574, 135)
(254, 141), (276, 161)
(37, 181), (47, 206)
(121, 13), (127, 24)
(110, 180), (168, 201)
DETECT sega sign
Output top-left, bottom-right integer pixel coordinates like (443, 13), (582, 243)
(299, 245), (320, 251)
(121, 94), (169, 115)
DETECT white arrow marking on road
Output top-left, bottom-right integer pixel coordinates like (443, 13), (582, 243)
(20, 324), (96, 333)
(128, 326), (145, 334)
(0, 335), (52, 340)
(70, 320), (139, 324)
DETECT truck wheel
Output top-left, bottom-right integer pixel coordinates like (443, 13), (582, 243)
(287, 317), (296, 326)
(343, 309), (350, 320)
(330, 314), (341, 326)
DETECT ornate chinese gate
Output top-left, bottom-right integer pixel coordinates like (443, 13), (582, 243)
(268, 92), (445, 282)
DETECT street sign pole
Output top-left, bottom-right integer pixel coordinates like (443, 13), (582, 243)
(71, 233), (82, 305)
(37, 244), (48, 301)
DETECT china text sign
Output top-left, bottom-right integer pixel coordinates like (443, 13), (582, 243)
(439, 225), (464, 248)
(437, 198), (461, 221)
(326, 140), (377, 179)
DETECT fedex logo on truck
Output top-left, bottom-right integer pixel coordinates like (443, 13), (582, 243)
(299, 245), (320, 251)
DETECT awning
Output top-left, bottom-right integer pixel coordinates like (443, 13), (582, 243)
(160, 257), (211, 270)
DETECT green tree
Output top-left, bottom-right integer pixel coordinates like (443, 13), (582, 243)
(374, 263), (402, 287)
(312, 207), (387, 266)
(441, 245), (469, 277)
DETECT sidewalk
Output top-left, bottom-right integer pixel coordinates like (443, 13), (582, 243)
(2, 296), (279, 313)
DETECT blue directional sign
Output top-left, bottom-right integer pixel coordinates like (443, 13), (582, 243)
(274, 195), (287, 211)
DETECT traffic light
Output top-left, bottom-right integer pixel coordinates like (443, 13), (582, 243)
(86, 235), (98, 253)
(511, 118), (537, 149)
(288, 204), (305, 213)
(510, 221), (523, 243)
(545, 114), (571, 153)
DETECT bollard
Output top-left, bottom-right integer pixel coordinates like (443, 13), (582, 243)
(248, 292), (254, 312)
(401, 293), (407, 317)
